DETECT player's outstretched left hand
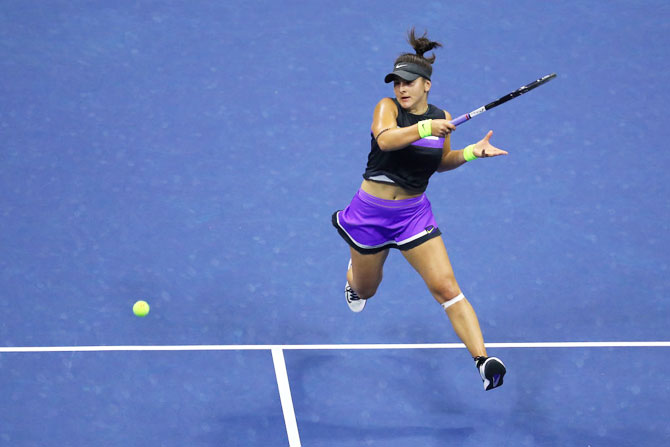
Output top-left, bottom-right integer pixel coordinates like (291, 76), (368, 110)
(474, 130), (508, 158)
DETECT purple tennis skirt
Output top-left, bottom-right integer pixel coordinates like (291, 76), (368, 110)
(331, 188), (441, 254)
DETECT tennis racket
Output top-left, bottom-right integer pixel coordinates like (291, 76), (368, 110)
(449, 73), (557, 126)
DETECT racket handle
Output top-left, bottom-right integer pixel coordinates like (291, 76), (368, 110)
(450, 114), (470, 126)
(409, 113), (469, 146)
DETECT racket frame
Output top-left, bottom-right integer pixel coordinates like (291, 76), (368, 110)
(450, 73), (556, 126)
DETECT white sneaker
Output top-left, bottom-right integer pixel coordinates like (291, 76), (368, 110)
(345, 259), (366, 313)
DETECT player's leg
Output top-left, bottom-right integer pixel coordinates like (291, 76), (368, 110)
(347, 246), (390, 299)
(344, 247), (389, 312)
(401, 236), (485, 356)
(332, 195), (391, 311)
(401, 235), (505, 389)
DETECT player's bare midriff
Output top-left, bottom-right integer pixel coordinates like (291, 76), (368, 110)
(361, 179), (423, 201)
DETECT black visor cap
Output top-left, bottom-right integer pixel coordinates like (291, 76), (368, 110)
(384, 62), (431, 83)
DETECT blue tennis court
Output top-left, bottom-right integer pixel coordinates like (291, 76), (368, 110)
(2, 1), (669, 445)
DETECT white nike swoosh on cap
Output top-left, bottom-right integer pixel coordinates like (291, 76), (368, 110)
(395, 64), (408, 68)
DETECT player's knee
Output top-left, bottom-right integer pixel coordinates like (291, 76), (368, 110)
(354, 283), (379, 300)
(429, 276), (460, 303)
(352, 273), (383, 300)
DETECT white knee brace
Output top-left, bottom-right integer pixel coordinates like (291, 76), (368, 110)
(441, 292), (465, 310)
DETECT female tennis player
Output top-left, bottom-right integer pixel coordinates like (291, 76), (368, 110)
(331, 29), (507, 390)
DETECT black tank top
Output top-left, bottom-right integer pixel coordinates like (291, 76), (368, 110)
(363, 98), (446, 192)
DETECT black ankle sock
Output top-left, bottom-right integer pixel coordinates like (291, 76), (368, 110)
(473, 356), (488, 367)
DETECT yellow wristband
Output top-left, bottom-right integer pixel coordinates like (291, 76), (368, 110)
(463, 144), (477, 162)
(417, 119), (432, 138)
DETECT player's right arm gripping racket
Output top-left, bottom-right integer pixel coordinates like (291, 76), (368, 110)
(449, 73), (557, 126)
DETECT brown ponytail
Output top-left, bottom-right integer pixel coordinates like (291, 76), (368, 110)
(407, 28), (442, 63)
(394, 28), (443, 78)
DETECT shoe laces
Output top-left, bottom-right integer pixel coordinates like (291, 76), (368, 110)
(346, 285), (362, 301)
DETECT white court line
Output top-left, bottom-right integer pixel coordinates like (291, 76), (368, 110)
(271, 348), (301, 447)
(3, 341), (668, 447)
(1, 341), (670, 353)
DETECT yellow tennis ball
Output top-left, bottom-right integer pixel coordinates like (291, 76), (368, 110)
(133, 300), (150, 317)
